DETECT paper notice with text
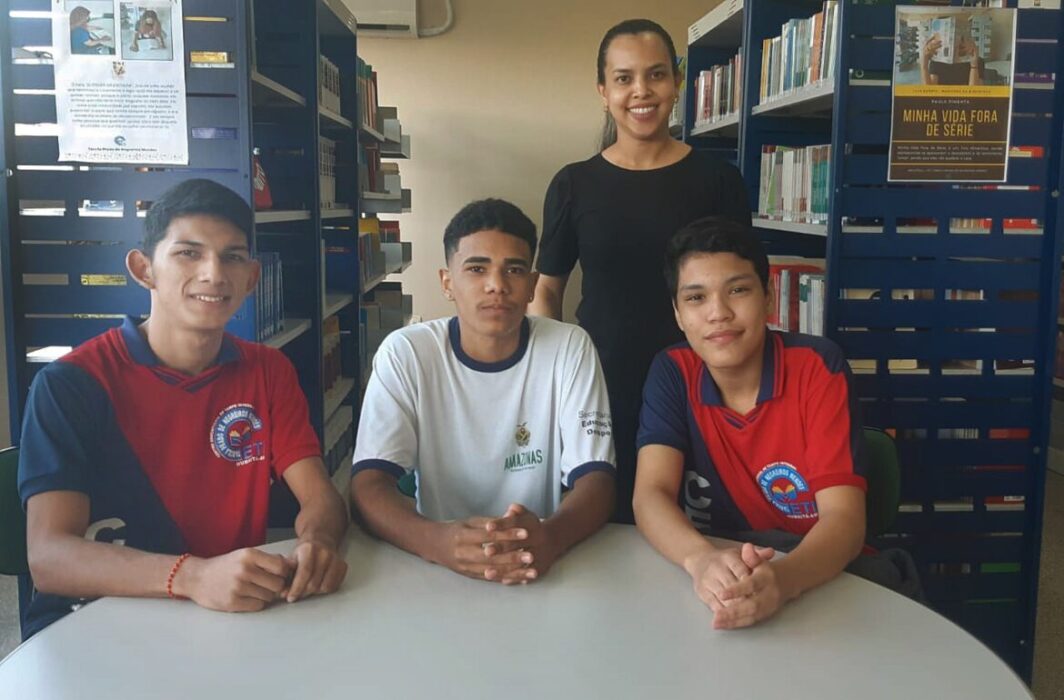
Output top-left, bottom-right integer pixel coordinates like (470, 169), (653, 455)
(52, 0), (187, 164)
(888, 6), (1016, 182)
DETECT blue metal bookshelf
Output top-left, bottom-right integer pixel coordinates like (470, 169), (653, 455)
(0, 0), (367, 521)
(684, 0), (1064, 678)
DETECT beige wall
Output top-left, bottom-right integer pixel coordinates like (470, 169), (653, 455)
(354, 0), (716, 322)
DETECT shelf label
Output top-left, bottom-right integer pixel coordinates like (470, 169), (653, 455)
(80, 274), (127, 287)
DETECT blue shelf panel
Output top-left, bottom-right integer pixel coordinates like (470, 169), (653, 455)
(8, 16), (50, 46)
(844, 154), (1049, 188)
(839, 330), (1036, 361)
(10, 63), (53, 91)
(908, 534), (1025, 563)
(1015, 40), (1057, 75)
(13, 167), (248, 202)
(841, 188), (1044, 218)
(23, 317), (131, 349)
(895, 510), (1027, 535)
(837, 301), (1038, 328)
(839, 232), (1043, 259)
(1017, 7), (1064, 40)
(861, 400), (1034, 428)
(835, 258), (1040, 290)
(855, 375), (1035, 402)
(923, 574), (1025, 603)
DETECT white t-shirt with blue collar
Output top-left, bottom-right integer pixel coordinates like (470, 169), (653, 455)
(352, 316), (615, 521)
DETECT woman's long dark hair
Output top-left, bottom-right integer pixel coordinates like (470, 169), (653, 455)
(596, 19), (679, 151)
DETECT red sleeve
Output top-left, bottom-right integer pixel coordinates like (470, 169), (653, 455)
(802, 357), (867, 494)
(264, 348), (321, 478)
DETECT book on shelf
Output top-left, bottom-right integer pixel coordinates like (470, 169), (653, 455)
(359, 141), (382, 193)
(767, 257), (825, 333)
(358, 216), (387, 283)
(798, 272), (826, 336)
(379, 219), (401, 243)
(1008, 145), (1045, 158)
(255, 252), (283, 342)
(319, 136), (336, 209)
(357, 57), (380, 131)
(694, 50), (742, 128)
(759, 0), (838, 105)
(319, 55), (341, 114)
(758, 144), (831, 223)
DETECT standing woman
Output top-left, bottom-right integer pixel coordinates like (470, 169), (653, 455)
(531, 19), (751, 524)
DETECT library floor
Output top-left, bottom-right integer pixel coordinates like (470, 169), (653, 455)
(0, 473), (1062, 697)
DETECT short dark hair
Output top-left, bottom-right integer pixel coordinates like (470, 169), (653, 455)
(596, 18), (679, 85)
(443, 198), (537, 263)
(664, 217), (769, 299)
(142, 179), (253, 258)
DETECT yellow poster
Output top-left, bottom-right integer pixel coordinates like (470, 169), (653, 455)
(888, 6), (1016, 182)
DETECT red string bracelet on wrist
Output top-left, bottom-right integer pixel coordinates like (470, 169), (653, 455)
(167, 553), (191, 599)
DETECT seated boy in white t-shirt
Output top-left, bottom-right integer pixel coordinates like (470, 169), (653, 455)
(351, 198), (616, 584)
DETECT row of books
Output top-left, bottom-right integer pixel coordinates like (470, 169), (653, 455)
(767, 258), (826, 335)
(320, 136), (337, 209)
(255, 252), (284, 342)
(319, 55), (341, 115)
(693, 51), (742, 128)
(360, 142), (380, 195)
(758, 0), (839, 105)
(359, 143), (401, 195)
(757, 144), (832, 223)
(357, 56), (380, 132)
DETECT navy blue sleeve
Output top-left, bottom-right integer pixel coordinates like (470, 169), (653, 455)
(636, 351), (690, 452)
(18, 362), (109, 506)
(536, 166), (578, 277)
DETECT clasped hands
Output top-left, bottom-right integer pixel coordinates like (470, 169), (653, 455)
(684, 542), (790, 630)
(436, 503), (557, 585)
(175, 538), (347, 613)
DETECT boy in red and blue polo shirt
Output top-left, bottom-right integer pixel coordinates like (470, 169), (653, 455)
(18, 179), (348, 637)
(634, 216), (868, 630)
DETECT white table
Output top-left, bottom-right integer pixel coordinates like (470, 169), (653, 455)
(0, 525), (1031, 699)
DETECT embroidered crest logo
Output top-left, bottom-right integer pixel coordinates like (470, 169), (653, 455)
(210, 403), (266, 466)
(515, 422), (530, 447)
(756, 462), (818, 519)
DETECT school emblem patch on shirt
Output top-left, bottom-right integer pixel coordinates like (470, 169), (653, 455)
(210, 403), (266, 466)
(757, 462), (818, 519)
(515, 422), (530, 447)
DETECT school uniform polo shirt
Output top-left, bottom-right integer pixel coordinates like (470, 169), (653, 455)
(353, 316), (615, 521)
(18, 316), (320, 636)
(637, 331), (867, 535)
